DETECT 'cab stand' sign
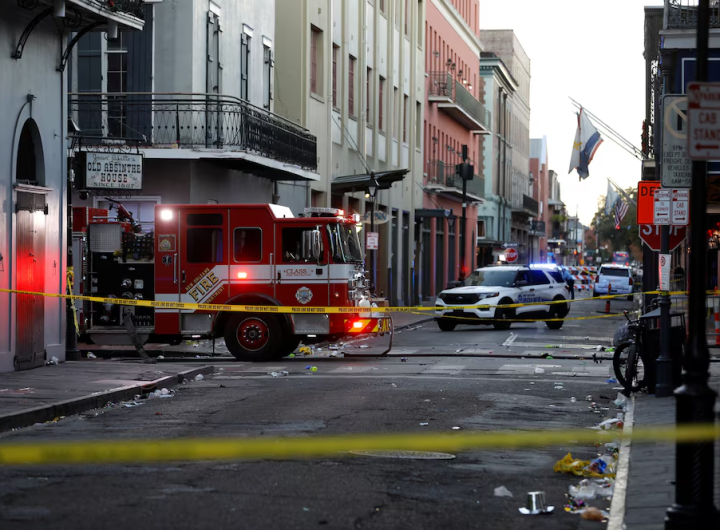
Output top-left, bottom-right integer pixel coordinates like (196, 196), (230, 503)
(688, 82), (720, 161)
(74, 151), (143, 191)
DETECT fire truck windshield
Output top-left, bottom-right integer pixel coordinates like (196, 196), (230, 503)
(327, 223), (364, 264)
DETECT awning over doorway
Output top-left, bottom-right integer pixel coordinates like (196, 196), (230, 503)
(330, 169), (408, 194)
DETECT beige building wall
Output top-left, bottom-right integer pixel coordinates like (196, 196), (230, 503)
(275, 0), (425, 305)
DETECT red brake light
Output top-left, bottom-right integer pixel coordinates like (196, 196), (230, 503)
(629, 277), (633, 285)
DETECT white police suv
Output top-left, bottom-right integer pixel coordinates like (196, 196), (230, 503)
(434, 265), (571, 332)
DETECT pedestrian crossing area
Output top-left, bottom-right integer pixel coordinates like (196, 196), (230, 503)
(212, 360), (613, 379)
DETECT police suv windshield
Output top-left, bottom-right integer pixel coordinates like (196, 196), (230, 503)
(327, 223), (364, 263)
(463, 269), (518, 288)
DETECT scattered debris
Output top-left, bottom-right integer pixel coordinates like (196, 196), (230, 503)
(46, 356), (59, 366)
(87, 353), (97, 359)
(390, 383), (397, 388)
(494, 486), (513, 497)
(606, 378), (618, 384)
(534, 367), (545, 374)
(570, 397), (577, 402)
(158, 355), (165, 360)
(419, 422), (429, 426)
(311, 366), (318, 372)
(581, 507), (607, 521)
(289, 353), (296, 358)
(401, 358), (408, 362)
(181, 378), (189, 385)
(194, 374), (204, 382)
(585, 395), (592, 401)
(518, 491), (554, 515)
(594, 418), (623, 431)
(569, 479), (614, 501)
(148, 388), (175, 399)
(452, 426), (461, 430)
(554, 453), (616, 478)
(360, 345), (369, 349)
(270, 371), (289, 377)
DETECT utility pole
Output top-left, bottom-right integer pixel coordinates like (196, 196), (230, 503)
(456, 145), (473, 281)
(666, 0), (719, 526)
(656, 48), (676, 398)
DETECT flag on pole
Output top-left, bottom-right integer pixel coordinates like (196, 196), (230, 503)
(568, 107), (603, 180)
(605, 181), (619, 216)
(614, 199), (629, 229)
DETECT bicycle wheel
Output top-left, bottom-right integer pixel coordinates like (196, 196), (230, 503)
(613, 342), (644, 394)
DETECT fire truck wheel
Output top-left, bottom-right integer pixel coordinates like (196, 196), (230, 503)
(224, 313), (282, 362)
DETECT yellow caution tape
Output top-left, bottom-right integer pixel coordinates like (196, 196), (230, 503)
(0, 287), (706, 315)
(0, 424), (717, 466)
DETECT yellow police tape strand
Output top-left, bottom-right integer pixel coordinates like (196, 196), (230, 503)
(0, 287), (706, 315)
(0, 424), (718, 466)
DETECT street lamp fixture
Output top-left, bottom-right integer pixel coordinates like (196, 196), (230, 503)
(366, 174), (380, 292)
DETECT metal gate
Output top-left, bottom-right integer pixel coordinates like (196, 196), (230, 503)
(15, 191), (47, 370)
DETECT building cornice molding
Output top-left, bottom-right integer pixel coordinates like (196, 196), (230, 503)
(431, 0), (482, 54)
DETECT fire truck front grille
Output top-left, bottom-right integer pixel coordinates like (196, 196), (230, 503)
(89, 224), (123, 253)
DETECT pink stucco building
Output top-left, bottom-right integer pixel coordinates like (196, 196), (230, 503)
(419, 0), (490, 299)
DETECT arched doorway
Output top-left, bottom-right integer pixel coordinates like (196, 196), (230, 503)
(15, 118), (48, 370)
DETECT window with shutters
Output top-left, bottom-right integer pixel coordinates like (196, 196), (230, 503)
(106, 33), (127, 138)
(393, 87), (398, 138)
(366, 67), (372, 124)
(403, 95), (408, 143)
(405, 0), (409, 35)
(332, 45), (339, 108)
(310, 26), (323, 96)
(240, 33), (250, 100)
(349, 55), (356, 117)
(378, 76), (385, 131)
(263, 43), (272, 109)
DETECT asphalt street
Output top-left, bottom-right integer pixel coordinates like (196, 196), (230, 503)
(0, 296), (631, 529)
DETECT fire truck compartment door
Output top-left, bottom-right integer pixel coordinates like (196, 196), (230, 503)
(291, 314), (330, 334)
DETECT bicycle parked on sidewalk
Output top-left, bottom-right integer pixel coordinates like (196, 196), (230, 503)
(612, 310), (650, 396)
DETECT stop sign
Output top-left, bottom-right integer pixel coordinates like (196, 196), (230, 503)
(505, 248), (518, 263)
(639, 224), (687, 251)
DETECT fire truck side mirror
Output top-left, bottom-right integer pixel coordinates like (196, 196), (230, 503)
(311, 230), (322, 261)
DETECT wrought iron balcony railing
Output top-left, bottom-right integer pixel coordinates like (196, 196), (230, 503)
(428, 72), (490, 130)
(426, 160), (485, 199)
(666, 0), (720, 29)
(522, 194), (539, 216)
(68, 93), (318, 170)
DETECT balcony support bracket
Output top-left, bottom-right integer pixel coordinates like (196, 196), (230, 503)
(58, 21), (103, 72)
(12, 7), (53, 60)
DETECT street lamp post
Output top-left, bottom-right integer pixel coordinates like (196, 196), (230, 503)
(367, 174), (379, 292)
(666, 0), (719, 526)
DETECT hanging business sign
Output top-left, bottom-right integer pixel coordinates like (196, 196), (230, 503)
(75, 151), (143, 190)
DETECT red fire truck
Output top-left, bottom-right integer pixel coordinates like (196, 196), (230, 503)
(72, 203), (390, 361)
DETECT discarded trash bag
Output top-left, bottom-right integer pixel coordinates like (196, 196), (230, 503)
(494, 486), (513, 497)
(553, 453), (616, 478)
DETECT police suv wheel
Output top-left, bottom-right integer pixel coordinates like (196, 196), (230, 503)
(437, 319), (456, 332)
(224, 313), (282, 362)
(493, 306), (513, 330)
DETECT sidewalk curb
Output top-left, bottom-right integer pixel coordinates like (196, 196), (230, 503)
(0, 365), (214, 433)
(607, 394), (635, 530)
